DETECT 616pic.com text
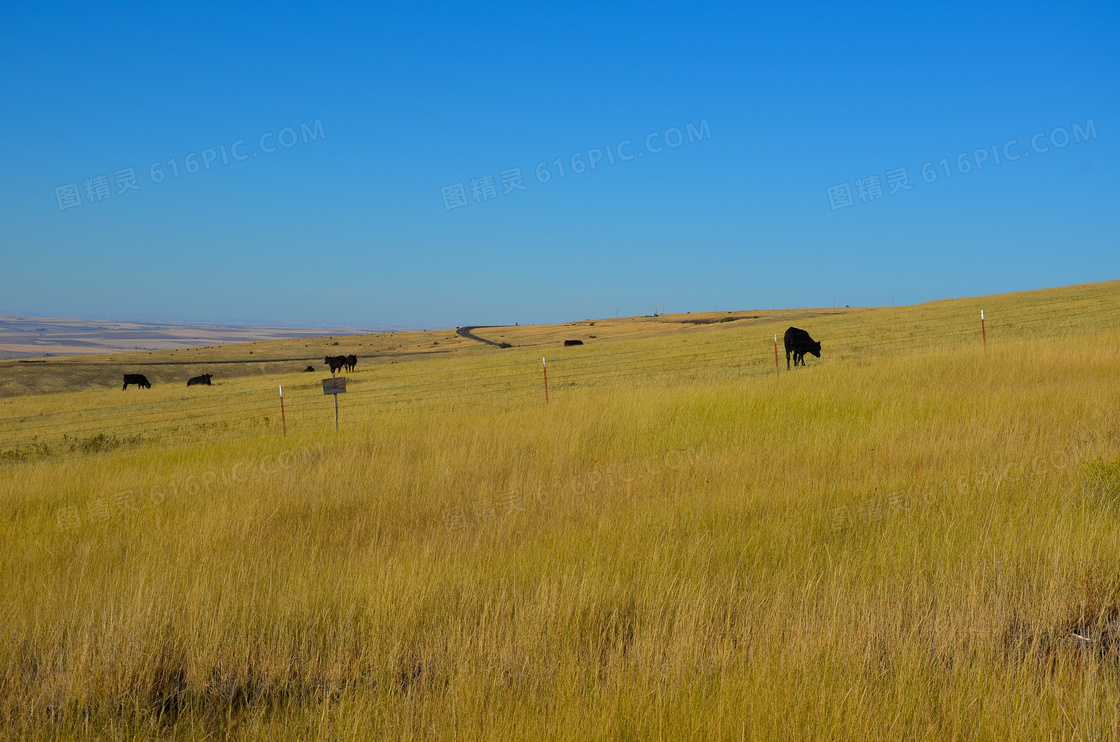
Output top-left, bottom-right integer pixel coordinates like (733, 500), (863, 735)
(54, 119), (326, 212)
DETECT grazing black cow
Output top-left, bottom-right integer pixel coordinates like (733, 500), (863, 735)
(122, 373), (151, 390)
(187, 373), (212, 387)
(345, 354), (357, 372)
(325, 355), (346, 373)
(784, 327), (821, 369)
(563, 339), (584, 347)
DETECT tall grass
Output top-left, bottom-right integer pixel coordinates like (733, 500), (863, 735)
(1, 287), (1120, 739)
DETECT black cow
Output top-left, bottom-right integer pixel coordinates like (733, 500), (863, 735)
(303, 365), (316, 372)
(784, 327), (821, 369)
(187, 373), (212, 387)
(325, 355), (346, 373)
(345, 354), (357, 372)
(563, 339), (584, 347)
(122, 374), (151, 390)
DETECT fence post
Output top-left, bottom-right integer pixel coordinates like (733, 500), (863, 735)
(279, 385), (286, 435)
(774, 334), (781, 377)
(981, 310), (987, 347)
(542, 357), (549, 404)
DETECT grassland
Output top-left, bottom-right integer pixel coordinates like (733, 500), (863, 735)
(2, 281), (1120, 739)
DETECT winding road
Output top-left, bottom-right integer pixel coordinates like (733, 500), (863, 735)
(456, 326), (507, 347)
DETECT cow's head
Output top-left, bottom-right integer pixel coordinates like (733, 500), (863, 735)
(203, 374), (213, 381)
(809, 341), (821, 358)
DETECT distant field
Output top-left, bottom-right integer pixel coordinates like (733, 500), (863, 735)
(2, 281), (1120, 739)
(0, 315), (378, 360)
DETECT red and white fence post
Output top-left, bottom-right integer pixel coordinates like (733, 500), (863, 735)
(279, 384), (287, 435)
(981, 310), (987, 347)
(542, 357), (549, 404)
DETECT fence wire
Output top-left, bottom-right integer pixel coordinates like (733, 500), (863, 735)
(1, 296), (1117, 452)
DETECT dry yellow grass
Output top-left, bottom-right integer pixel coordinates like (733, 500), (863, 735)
(2, 281), (1120, 739)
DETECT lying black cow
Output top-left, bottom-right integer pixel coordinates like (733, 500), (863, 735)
(325, 355), (346, 373)
(563, 339), (583, 347)
(122, 374), (151, 390)
(187, 373), (212, 386)
(303, 365), (316, 372)
(784, 327), (821, 369)
(345, 354), (357, 372)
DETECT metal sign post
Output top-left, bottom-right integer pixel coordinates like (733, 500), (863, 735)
(322, 376), (347, 432)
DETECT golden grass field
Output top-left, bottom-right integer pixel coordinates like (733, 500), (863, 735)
(2, 281), (1120, 739)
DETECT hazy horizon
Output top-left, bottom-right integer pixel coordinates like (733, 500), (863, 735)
(4, 276), (1115, 337)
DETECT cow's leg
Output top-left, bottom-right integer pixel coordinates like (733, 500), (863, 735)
(786, 350), (791, 370)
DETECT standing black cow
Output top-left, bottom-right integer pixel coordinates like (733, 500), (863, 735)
(325, 355), (346, 373)
(187, 373), (213, 386)
(784, 327), (821, 369)
(122, 374), (151, 389)
(345, 354), (357, 372)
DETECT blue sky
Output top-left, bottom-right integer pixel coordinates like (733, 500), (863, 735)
(1, 2), (1116, 328)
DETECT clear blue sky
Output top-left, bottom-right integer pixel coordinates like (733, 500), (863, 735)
(1, 2), (1116, 328)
